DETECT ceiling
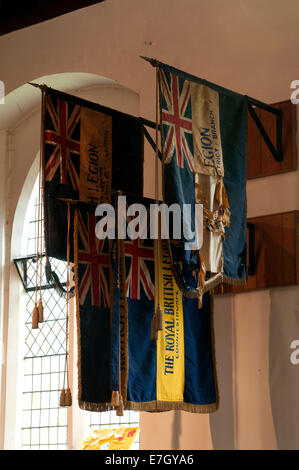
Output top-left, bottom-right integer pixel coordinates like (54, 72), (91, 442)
(0, 0), (105, 35)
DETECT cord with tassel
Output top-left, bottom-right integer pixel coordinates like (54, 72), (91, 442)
(32, 168), (42, 329)
(60, 202), (72, 407)
(32, 91), (46, 329)
(37, 159), (44, 325)
(151, 67), (164, 341)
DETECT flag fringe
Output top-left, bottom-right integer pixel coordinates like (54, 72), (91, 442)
(202, 273), (247, 294)
(78, 400), (112, 413)
(125, 400), (218, 414)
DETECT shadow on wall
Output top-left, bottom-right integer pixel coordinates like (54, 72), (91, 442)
(171, 410), (181, 449)
(209, 295), (235, 449)
(269, 286), (299, 450)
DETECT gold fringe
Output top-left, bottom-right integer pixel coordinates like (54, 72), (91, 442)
(202, 273), (247, 294)
(125, 400), (218, 414)
(78, 400), (112, 413)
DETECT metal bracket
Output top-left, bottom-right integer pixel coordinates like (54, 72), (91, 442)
(247, 97), (283, 162)
(14, 255), (67, 293)
(142, 123), (162, 160)
(141, 99), (283, 165)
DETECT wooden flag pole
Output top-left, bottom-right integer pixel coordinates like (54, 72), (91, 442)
(151, 65), (163, 340)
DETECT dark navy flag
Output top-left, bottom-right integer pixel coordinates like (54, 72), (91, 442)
(43, 87), (144, 261)
(158, 61), (247, 287)
(74, 204), (112, 410)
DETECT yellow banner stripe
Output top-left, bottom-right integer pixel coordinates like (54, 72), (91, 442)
(156, 240), (185, 402)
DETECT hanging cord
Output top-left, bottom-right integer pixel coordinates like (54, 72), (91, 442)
(33, 86), (47, 329)
(60, 202), (72, 406)
(116, 236), (126, 417)
(37, 144), (44, 324)
(32, 161), (42, 329)
(151, 66), (163, 340)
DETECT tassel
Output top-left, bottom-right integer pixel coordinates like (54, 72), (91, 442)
(111, 390), (120, 407)
(156, 305), (163, 331)
(116, 395), (124, 416)
(38, 299), (44, 323)
(32, 303), (39, 329)
(151, 312), (158, 340)
(64, 387), (72, 406)
(59, 388), (66, 407)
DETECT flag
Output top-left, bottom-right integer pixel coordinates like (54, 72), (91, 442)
(74, 203), (113, 410)
(158, 61), (248, 288)
(109, 195), (218, 413)
(43, 87), (144, 261)
(125, 238), (218, 412)
(73, 193), (218, 413)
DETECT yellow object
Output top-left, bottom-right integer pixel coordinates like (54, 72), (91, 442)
(156, 240), (185, 402)
(82, 426), (139, 450)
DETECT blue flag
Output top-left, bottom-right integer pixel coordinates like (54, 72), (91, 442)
(110, 195), (218, 413)
(158, 61), (248, 290)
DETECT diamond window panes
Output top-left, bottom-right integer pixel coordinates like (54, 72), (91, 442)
(89, 410), (140, 450)
(21, 182), (68, 450)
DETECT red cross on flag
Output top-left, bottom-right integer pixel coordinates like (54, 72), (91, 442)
(44, 94), (81, 190)
(124, 238), (155, 301)
(77, 210), (110, 308)
(159, 68), (194, 172)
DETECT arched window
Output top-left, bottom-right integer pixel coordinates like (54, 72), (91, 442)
(20, 177), (69, 449)
(18, 170), (141, 450)
(4, 77), (143, 450)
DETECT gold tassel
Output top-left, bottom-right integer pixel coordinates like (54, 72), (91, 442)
(111, 390), (120, 407)
(59, 388), (66, 407)
(38, 299), (44, 323)
(59, 202), (72, 408)
(116, 395), (124, 416)
(151, 312), (158, 340)
(64, 387), (72, 407)
(156, 304), (163, 331)
(32, 303), (39, 329)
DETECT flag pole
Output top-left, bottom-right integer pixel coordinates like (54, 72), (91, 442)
(150, 63), (163, 340)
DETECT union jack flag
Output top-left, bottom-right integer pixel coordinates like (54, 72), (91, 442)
(77, 210), (110, 308)
(124, 237), (155, 300)
(44, 94), (81, 191)
(159, 68), (194, 173)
